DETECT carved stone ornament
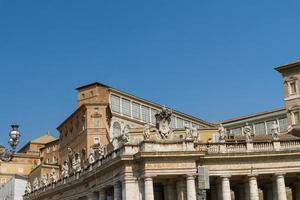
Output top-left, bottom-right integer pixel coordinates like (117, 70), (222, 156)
(40, 174), (48, 189)
(88, 147), (95, 165)
(61, 160), (69, 182)
(50, 168), (57, 185)
(155, 107), (173, 139)
(143, 123), (151, 140)
(33, 177), (39, 191)
(98, 143), (105, 159)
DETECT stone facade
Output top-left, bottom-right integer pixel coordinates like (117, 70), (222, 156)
(23, 60), (300, 200)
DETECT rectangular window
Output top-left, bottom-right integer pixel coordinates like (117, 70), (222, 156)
(150, 109), (159, 124)
(293, 111), (300, 125)
(142, 106), (150, 122)
(266, 120), (277, 134)
(170, 116), (176, 128)
(132, 102), (140, 119)
(111, 95), (120, 113)
(177, 118), (184, 128)
(122, 99), (131, 116)
(279, 118), (288, 132)
(231, 127), (242, 135)
(254, 122), (266, 135)
(290, 82), (297, 95)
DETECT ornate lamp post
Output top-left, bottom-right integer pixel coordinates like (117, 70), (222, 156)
(0, 123), (21, 162)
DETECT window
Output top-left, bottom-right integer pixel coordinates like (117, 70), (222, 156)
(112, 121), (121, 138)
(279, 118), (288, 132)
(292, 111), (300, 125)
(111, 95), (121, 113)
(94, 137), (100, 144)
(132, 102), (140, 119)
(122, 99), (131, 116)
(266, 120), (277, 134)
(93, 118), (100, 128)
(177, 118), (184, 128)
(231, 127), (242, 135)
(151, 109), (159, 124)
(254, 122), (266, 135)
(170, 116), (176, 128)
(142, 106), (150, 122)
(289, 81), (297, 95)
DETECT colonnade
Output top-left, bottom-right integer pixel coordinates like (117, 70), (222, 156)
(210, 173), (300, 200)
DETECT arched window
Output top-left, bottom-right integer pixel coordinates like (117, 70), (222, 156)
(113, 122), (121, 138)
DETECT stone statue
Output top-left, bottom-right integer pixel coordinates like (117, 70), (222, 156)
(33, 177), (39, 191)
(143, 123), (151, 140)
(271, 121), (280, 140)
(40, 174), (48, 190)
(218, 124), (227, 142)
(98, 143), (105, 159)
(61, 160), (69, 184)
(50, 168), (57, 187)
(155, 107), (173, 139)
(244, 123), (253, 142)
(119, 126), (130, 144)
(88, 147), (95, 165)
(67, 147), (74, 167)
(185, 125), (198, 141)
(72, 152), (82, 179)
(25, 181), (32, 195)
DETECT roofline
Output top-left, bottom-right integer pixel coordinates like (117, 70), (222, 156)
(76, 82), (109, 90)
(74, 81), (214, 127)
(275, 60), (300, 73)
(219, 108), (286, 124)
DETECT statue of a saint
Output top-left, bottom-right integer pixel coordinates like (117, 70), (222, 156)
(50, 168), (57, 187)
(271, 121), (280, 140)
(244, 123), (253, 142)
(72, 152), (82, 179)
(40, 174), (48, 190)
(61, 160), (69, 184)
(98, 143), (105, 159)
(218, 124), (227, 142)
(88, 147), (95, 165)
(33, 177), (39, 191)
(143, 123), (151, 140)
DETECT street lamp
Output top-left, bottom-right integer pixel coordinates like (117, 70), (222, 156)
(0, 123), (21, 162)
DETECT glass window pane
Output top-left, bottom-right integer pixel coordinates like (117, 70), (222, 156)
(177, 118), (184, 128)
(279, 118), (288, 132)
(111, 95), (120, 113)
(122, 99), (131, 116)
(142, 106), (150, 122)
(151, 109), (158, 124)
(255, 122), (266, 135)
(132, 102), (140, 120)
(266, 120), (276, 134)
(170, 116), (176, 128)
(231, 127), (242, 135)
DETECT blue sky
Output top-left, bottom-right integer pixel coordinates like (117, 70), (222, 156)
(0, 0), (300, 149)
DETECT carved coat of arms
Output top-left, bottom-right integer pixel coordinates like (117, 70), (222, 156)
(155, 107), (173, 139)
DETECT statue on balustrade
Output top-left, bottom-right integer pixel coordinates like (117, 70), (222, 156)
(218, 124), (227, 142)
(61, 160), (69, 184)
(143, 123), (151, 141)
(155, 107), (173, 139)
(271, 121), (280, 140)
(185, 124), (198, 141)
(244, 123), (254, 142)
(25, 181), (32, 195)
(33, 177), (39, 191)
(67, 147), (74, 171)
(88, 147), (95, 165)
(72, 152), (82, 179)
(40, 174), (48, 190)
(50, 168), (57, 187)
(119, 125), (130, 144)
(98, 143), (105, 159)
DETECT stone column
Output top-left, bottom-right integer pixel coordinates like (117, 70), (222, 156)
(221, 176), (231, 200)
(248, 175), (259, 200)
(176, 178), (186, 200)
(144, 177), (154, 200)
(186, 175), (196, 200)
(275, 173), (287, 200)
(262, 184), (273, 200)
(292, 182), (300, 200)
(87, 192), (99, 200)
(122, 178), (139, 200)
(99, 190), (106, 200)
(114, 182), (122, 200)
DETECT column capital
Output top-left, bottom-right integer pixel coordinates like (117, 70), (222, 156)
(186, 174), (195, 180)
(220, 174), (231, 179)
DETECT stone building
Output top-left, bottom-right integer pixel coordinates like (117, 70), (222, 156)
(23, 60), (300, 200)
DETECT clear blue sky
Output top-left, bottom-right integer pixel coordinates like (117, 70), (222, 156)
(0, 0), (300, 149)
